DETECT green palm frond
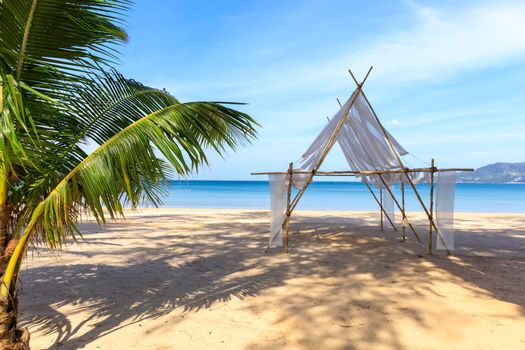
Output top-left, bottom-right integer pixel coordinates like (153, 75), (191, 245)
(69, 70), (180, 147)
(2, 72), (259, 296)
(0, 74), (39, 173)
(0, 0), (261, 318)
(0, 0), (129, 86)
(15, 73), (258, 248)
(0, 0), (133, 189)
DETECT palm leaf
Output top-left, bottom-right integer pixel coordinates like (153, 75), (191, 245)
(14, 73), (258, 247)
(0, 0), (131, 176)
(2, 72), (259, 295)
(0, 0), (129, 86)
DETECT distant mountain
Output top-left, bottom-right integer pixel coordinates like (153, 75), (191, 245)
(457, 162), (525, 183)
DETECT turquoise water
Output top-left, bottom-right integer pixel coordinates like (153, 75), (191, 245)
(158, 181), (525, 213)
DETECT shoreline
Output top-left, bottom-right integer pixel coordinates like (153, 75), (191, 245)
(118, 207), (525, 216)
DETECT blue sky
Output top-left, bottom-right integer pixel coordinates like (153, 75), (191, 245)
(118, 0), (525, 180)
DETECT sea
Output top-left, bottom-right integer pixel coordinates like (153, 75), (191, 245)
(155, 181), (525, 213)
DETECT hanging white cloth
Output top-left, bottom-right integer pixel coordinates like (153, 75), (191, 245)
(436, 172), (456, 251)
(382, 186), (396, 226)
(268, 174), (288, 247)
(298, 90), (357, 171)
(292, 172), (310, 190)
(295, 90), (421, 189)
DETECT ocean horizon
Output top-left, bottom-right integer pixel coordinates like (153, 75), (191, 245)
(147, 180), (525, 213)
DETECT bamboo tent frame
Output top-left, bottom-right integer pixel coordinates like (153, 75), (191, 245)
(252, 67), (473, 254)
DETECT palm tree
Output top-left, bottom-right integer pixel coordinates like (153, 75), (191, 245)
(0, 1), (258, 348)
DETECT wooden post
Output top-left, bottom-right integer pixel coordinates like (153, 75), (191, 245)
(380, 187), (384, 231)
(284, 162), (293, 253)
(429, 159), (435, 254)
(401, 182), (406, 241)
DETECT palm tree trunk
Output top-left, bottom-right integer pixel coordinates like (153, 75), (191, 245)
(0, 163), (12, 262)
(0, 294), (30, 350)
(0, 222), (29, 349)
(0, 150), (29, 349)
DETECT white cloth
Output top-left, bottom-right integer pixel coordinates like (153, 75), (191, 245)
(436, 172), (456, 251)
(296, 90), (424, 189)
(298, 91), (357, 172)
(382, 186), (396, 226)
(292, 172), (310, 190)
(269, 174), (288, 247)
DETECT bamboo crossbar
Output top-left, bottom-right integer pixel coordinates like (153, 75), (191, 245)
(251, 167), (473, 176)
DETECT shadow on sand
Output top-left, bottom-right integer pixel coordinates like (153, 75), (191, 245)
(19, 211), (525, 349)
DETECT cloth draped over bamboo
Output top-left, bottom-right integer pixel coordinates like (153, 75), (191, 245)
(259, 73), (468, 254)
(436, 172), (456, 251)
(269, 174), (288, 247)
(293, 90), (428, 188)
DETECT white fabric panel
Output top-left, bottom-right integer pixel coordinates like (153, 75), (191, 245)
(349, 95), (399, 169)
(386, 129), (408, 155)
(436, 172), (456, 251)
(382, 187), (395, 226)
(337, 122), (371, 171)
(269, 174), (287, 247)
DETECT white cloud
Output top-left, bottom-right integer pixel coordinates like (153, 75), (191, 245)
(149, 1), (525, 177)
(356, 1), (525, 84)
(168, 1), (525, 100)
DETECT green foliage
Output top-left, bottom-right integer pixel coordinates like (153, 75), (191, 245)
(28, 72), (258, 248)
(0, 0), (259, 252)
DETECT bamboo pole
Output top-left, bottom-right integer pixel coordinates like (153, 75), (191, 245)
(364, 181), (396, 231)
(275, 68), (373, 251)
(377, 174), (421, 242)
(284, 162), (293, 253)
(380, 188), (384, 231)
(348, 69), (359, 86)
(356, 87), (449, 252)
(287, 70), (372, 215)
(405, 175), (451, 253)
(429, 158), (435, 254)
(348, 70), (422, 243)
(401, 182), (406, 241)
(364, 96), (445, 253)
(335, 97), (395, 232)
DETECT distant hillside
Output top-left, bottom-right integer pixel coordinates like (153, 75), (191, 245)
(457, 162), (525, 183)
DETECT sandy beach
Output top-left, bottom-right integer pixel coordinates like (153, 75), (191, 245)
(19, 209), (525, 349)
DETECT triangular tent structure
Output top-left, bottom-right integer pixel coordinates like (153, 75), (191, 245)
(252, 67), (472, 254)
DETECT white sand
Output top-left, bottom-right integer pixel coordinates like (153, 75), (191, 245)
(20, 209), (525, 349)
